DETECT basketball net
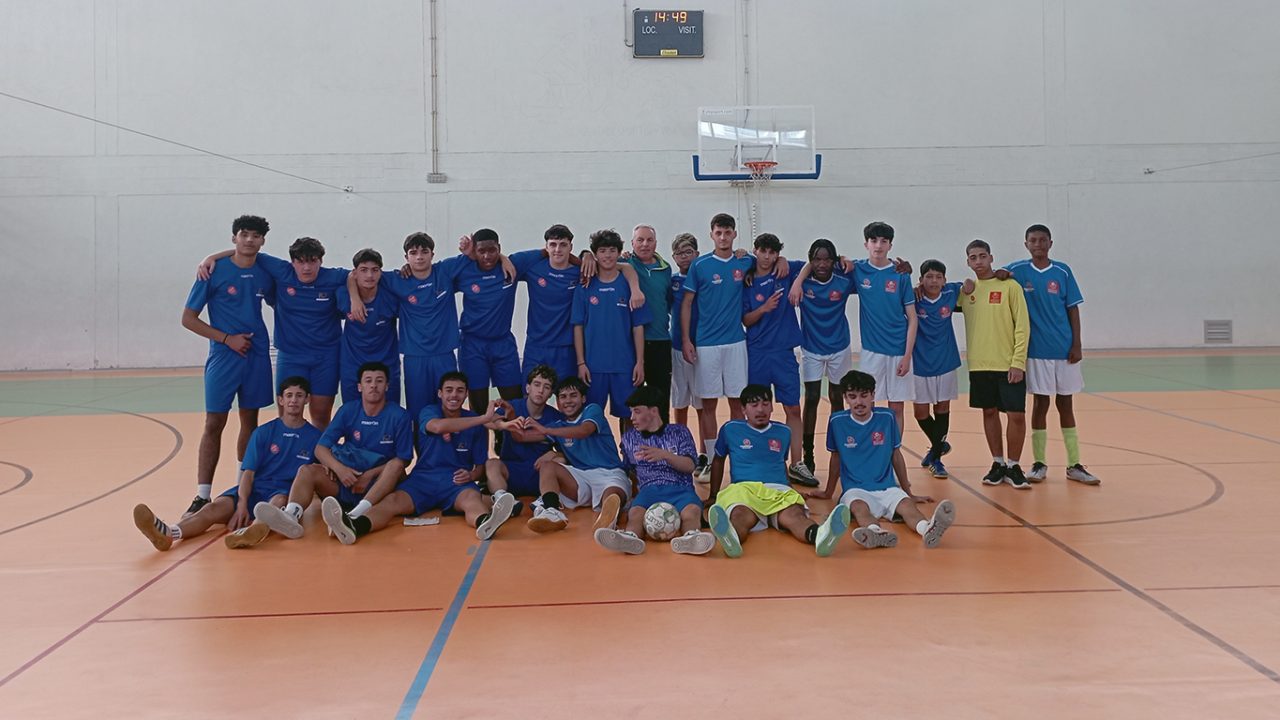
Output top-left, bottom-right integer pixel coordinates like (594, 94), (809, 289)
(742, 161), (776, 237)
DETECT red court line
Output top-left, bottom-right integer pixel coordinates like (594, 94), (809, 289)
(99, 606), (445, 623)
(1146, 584), (1280, 592)
(0, 532), (222, 689)
(468, 586), (1122, 611)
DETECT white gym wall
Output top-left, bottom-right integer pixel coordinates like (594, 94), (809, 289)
(2, 0), (1278, 370)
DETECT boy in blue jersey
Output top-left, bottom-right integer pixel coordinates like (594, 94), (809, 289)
(253, 362), (414, 540)
(595, 386), (716, 555)
(811, 371), (956, 549)
(133, 377), (320, 551)
(321, 371), (516, 543)
(181, 214), (276, 518)
(522, 377), (631, 534)
(705, 385), (851, 558)
(911, 260), (963, 479)
(627, 224), (674, 422)
(484, 364), (563, 516)
(337, 248), (400, 406)
(851, 221), (918, 433)
(572, 229), (652, 430)
(199, 236), (350, 429)
(741, 233), (817, 487)
(668, 233), (713, 478)
(453, 228), (525, 414)
(1005, 224), (1099, 485)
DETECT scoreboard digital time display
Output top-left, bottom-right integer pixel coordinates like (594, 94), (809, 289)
(633, 9), (704, 58)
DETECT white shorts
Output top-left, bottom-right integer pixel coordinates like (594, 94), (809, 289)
(694, 341), (748, 400)
(860, 350), (914, 402)
(671, 348), (702, 410)
(559, 465), (631, 510)
(839, 486), (910, 521)
(800, 346), (853, 383)
(1026, 358), (1085, 396)
(912, 370), (959, 405)
(726, 483), (809, 533)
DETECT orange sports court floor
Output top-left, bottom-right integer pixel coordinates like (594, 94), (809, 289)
(2, 349), (1279, 719)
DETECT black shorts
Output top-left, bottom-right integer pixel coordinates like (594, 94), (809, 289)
(969, 370), (1026, 413)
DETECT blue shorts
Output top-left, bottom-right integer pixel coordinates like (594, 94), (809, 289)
(586, 371), (635, 418)
(521, 344), (575, 387)
(277, 348), (341, 397)
(204, 348), (274, 413)
(404, 351), (459, 422)
(220, 478), (292, 508)
(633, 484), (702, 513)
(340, 354), (401, 406)
(747, 348), (801, 407)
(498, 460), (541, 496)
(459, 333), (523, 390)
(334, 483), (369, 510)
(399, 470), (478, 515)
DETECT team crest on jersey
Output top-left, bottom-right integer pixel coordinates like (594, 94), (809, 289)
(739, 438), (753, 450)
(442, 432), (452, 442)
(844, 435), (856, 448)
(286, 287), (296, 296)
(768, 439), (782, 452)
(861, 279), (872, 289)
(712, 274), (723, 285)
(872, 431), (885, 446)
(1047, 280), (1060, 294)
(563, 438), (575, 447)
(589, 295), (600, 305)
(227, 286), (238, 295)
(755, 293), (765, 302)
(829, 290), (842, 301)
(537, 277), (547, 287)
(353, 430), (362, 441)
(733, 269), (744, 281)
(407, 295), (418, 304)
(918, 308), (928, 319)
(270, 443), (280, 454)
(470, 284), (481, 294)
(940, 306), (952, 318)
(988, 291), (1002, 304)
(885, 280), (897, 292)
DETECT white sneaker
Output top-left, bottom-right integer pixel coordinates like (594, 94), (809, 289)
(476, 491), (516, 541)
(1027, 462), (1048, 482)
(527, 506), (568, 533)
(321, 496), (357, 545)
(670, 529), (715, 555)
(852, 525), (898, 549)
(254, 501), (304, 539)
(1066, 464), (1101, 485)
(595, 527), (645, 555)
(921, 499), (956, 549)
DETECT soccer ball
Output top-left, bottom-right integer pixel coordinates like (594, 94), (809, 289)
(643, 502), (681, 541)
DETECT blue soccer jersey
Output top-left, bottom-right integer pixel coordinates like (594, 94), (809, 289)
(848, 260), (915, 356)
(571, 274), (653, 373)
(685, 253), (754, 347)
(512, 250), (581, 348)
(453, 260), (518, 340)
(670, 271), (699, 345)
(381, 256), (468, 356)
(743, 259), (805, 350)
(255, 254), (349, 356)
(621, 423), (698, 489)
(1005, 259), (1084, 360)
(240, 418), (323, 484)
(337, 285), (400, 368)
(414, 405), (488, 473)
(827, 408), (900, 493)
(798, 273), (856, 355)
(551, 403), (622, 470)
(499, 398), (563, 464)
(713, 420), (790, 483)
(912, 282), (963, 377)
(184, 256), (275, 354)
(319, 401), (415, 463)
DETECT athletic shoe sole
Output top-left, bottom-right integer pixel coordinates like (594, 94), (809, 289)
(670, 531), (715, 555)
(254, 501), (304, 539)
(321, 497), (356, 545)
(593, 494), (622, 531)
(527, 512), (568, 533)
(1005, 475), (1032, 490)
(708, 505), (742, 558)
(594, 527), (645, 555)
(852, 526), (898, 549)
(922, 499), (956, 549)
(225, 521), (271, 549)
(815, 504), (852, 557)
(133, 504), (172, 551)
(476, 492), (516, 541)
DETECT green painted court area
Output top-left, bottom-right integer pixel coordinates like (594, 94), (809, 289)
(2, 353), (1277, 418)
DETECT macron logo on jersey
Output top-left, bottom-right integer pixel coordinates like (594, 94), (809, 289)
(381, 434), (394, 445)
(861, 279), (872, 289)
(712, 274), (723, 285)
(844, 435), (856, 448)
(739, 438), (753, 450)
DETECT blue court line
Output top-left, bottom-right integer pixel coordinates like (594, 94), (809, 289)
(396, 540), (492, 719)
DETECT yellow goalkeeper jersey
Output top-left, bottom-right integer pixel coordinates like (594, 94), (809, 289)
(959, 277), (1029, 372)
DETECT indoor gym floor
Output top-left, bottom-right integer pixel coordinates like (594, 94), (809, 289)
(1, 350), (1279, 719)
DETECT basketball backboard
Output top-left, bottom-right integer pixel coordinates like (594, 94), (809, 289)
(693, 105), (821, 181)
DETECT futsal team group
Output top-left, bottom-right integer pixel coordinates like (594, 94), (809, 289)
(132, 210), (1099, 558)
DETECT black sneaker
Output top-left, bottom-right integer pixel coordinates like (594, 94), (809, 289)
(510, 500), (525, 518)
(981, 462), (1005, 486)
(182, 495), (211, 518)
(1005, 463), (1031, 490)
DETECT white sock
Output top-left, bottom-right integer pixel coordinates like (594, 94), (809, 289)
(196, 484), (212, 500)
(703, 440), (715, 460)
(867, 523), (883, 532)
(492, 489), (510, 499)
(170, 524), (183, 540)
(915, 520), (929, 536)
(349, 499), (373, 519)
(993, 456), (1005, 466)
(285, 502), (303, 519)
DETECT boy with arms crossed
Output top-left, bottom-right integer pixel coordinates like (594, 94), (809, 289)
(810, 371), (956, 549)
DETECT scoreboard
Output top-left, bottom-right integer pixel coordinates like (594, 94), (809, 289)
(633, 9), (704, 58)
